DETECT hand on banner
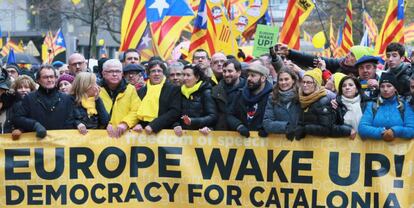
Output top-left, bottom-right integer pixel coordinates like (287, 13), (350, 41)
(199, 127), (210, 136)
(106, 124), (116, 137)
(33, 122), (47, 139)
(11, 129), (22, 140)
(174, 126), (183, 137)
(116, 123), (128, 138)
(77, 123), (88, 135)
(237, 125), (250, 138)
(145, 125), (153, 134)
(132, 124), (144, 133)
(350, 129), (357, 140)
(382, 129), (395, 142)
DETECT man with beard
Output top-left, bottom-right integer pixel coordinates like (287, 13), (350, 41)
(212, 59), (246, 130)
(227, 63), (272, 137)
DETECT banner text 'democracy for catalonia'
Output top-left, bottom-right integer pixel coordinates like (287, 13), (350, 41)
(1, 130), (413, 207)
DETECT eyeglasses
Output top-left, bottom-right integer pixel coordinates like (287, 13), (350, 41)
(70, 61), (85, 67)
(302, 80), (315, 85)
(213, 60), (225, 65)
(194, 56), (207, 60)
(104, 70), (122, 75)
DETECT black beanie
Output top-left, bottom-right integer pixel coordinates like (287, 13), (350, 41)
(379, 72), (398, 91)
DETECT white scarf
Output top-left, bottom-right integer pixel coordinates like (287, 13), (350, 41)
(341, 95), (362, 132)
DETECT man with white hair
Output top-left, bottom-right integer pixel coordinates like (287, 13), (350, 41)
(99, 59), (140, 138)
(68, 53), (88, 75)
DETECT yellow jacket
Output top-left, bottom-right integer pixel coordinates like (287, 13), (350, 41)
(100, 83), (140, 128)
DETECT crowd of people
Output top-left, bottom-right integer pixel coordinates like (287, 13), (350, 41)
(1, 42), (414, 141)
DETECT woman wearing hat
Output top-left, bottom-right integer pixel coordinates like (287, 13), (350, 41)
(358, 72), (414, 141)
(57, 73), (75, 94)
(293, 68), (336, 140)
(173, 64), (217, 136)
(263, 67), (301, 139)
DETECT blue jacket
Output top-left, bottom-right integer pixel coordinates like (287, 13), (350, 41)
(358, 96), (414, 140)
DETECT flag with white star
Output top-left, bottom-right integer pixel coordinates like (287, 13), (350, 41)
(146, 0), (193, 22)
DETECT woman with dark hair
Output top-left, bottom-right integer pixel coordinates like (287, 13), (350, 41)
(332, 76), (368, 139)
(173, 64), (217, 136)
(359, 72), (414, 141)
(263, 68), (301, 139)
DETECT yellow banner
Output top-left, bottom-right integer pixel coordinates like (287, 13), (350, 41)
(1, 130), (413, 207)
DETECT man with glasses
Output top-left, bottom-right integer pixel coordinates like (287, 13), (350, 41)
(134, 60), (181, 134)
(123, 64), (146, 90)
(99, 59), (140, 138)
(192, 49), (214, 79)
(68, 53), (87, 75)
(123, 49), (141, 65)
(210, 52), (227, 85)
(13, 65), (75, 138)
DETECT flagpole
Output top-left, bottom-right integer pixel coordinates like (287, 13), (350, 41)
(87, 0), (96, 66)
(312, 0), (332, 57)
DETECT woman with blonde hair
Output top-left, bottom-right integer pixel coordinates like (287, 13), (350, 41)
(71, 72), (109, 134)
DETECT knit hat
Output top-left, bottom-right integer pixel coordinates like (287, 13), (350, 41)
(246, 63), (269, 77)
(304, 68), (323, 86)
(379, 72), (398, 90)
(332, 72), (347, 92)
(57, 73), (75, 85)
(350, 46), (372, 61)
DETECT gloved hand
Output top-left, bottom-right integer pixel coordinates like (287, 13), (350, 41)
(33, 122), (47, 139)
(237, 125), (250, 138)
(285, 123), (295, 141)
(258, 129), (268, 137)
(383, 129), (395, 142)
(294, 126), (305, 141)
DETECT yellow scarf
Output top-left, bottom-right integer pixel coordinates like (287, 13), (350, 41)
(181, 81), (203, 99)
(211, 74), (218, 85)
(136, 77), (165, 122)
(299, 87), (327, 109)
(81, 97), (97, 117)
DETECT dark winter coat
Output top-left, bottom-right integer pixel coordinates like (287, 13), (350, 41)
(72, 97), (109, 129)
(263, 95), (301, 134)
(138, 81), (181, 132)
(388, 62), (412, 97)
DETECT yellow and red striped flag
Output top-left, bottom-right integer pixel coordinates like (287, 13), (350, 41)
(338, 0), (353, 55)
(363, 10), (378, 43)
(1, 40), (24, 57)
(329, 17), (338, 57)
(279, 0), (314, 50)
(119, 0), (147, 51)
(404, 23), (414, 43)
(188, 0), (217, 57)
(374, 0), (405, 56)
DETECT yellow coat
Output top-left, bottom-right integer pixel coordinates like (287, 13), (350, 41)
(100, 84), (141, 128)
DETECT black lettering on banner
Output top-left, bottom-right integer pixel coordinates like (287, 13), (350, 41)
(6, 186), (24, 205)
(144, 182), (161, 202)
(188, 184), (202, 203)
(265, 188), (281, 208)
(97, 147), (126, 178)
(312, 190), (324, 208)
(70, 147), (94, 179)
(195, 148), (237, 180)
(46, 185), (67, 205)
(108, 183), (123, 203)
(351, 192), (370, 207)
(384, 193), (400, 207)
(35, 148), (64, 180)
(250, 186), (264, 207)
(329, 152), (360, 186)
(28, 185), (43, 205)
(267, 150), (289, 182)
(159, 147), (182, 178)
(130, 146), (155, 177)
(236, 149), (264, 181)
(205, 185), (224, 205)
(364, 153), (390, 187)
(5, 148), (31, 180)
(227, 185), (242, 206)
(90, 183), (106, 204)
(69, 184), (88, 205)
(280, 188), (293, 205)
(291, 151), (313, 184)
(293, 189), (308, 207)
(163, 182), (179, 202)
(124, 183), (144, 202)
(327, 190), (348, 208)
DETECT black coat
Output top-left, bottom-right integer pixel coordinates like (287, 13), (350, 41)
(288, 49), (357, 76)
(388, 62), (412, 97)
(138, 81), (181, 133)
(13, 87), (75, 131)
(227, 81), (272, 131)
(73, 97), (109, 129)
(175, 81), (217, 129)
(298, 95), (336, 137)
(211, 78), (245, 130)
